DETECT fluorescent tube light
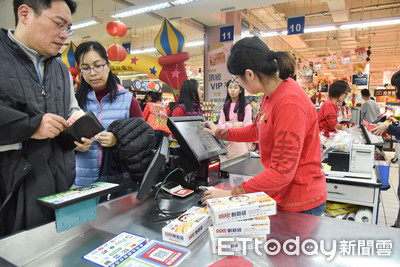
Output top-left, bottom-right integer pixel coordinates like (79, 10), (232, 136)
(261, 31), (279, 37)
(71, 17), (102, 30)
(185, 40), (204, 47)
(340, 18), (400, 29)
(130, 40), (203, 54)
(111, 0), (200, 19)
(130, 47), (157, 54)
(304, 26), (337, 33)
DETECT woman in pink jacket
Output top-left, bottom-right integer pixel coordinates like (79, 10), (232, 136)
(218, 79), (254, 158)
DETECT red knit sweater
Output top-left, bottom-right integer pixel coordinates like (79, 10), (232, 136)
(219, 78), (327, 212)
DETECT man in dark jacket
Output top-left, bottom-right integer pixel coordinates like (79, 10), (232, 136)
(0, 0), (80, 237)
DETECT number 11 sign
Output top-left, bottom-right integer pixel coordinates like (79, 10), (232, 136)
(220, 25), (234, 42)
(287, 15), (305, 35)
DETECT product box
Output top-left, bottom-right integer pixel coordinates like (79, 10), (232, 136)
(206, 192), (276, 225)
(162, 206), (212, 247)
(213, 216), (270, 237)
(208, 227), (267, 254)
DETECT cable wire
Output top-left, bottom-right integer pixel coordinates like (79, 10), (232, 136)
(154, 168), (188, 217)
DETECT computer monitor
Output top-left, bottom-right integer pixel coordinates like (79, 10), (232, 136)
(167, 116), (227, 164)
(136, 137), (169, 201)
(167, 116), (227, 186)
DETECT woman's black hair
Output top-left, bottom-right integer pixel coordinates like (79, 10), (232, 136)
(328, 80), (349, 98)
(176, 79), (200, 112)
(227, 37), (296, 81)
(224, 79), (246, 118)
(74, 41), (119, 109)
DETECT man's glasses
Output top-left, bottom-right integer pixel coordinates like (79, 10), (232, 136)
(80, 63), (108, 75)
(41, 12), (74, 38)
(231, 75), (240, 85)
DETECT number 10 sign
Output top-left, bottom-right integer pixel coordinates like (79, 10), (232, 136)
(287, 15), (305, 35)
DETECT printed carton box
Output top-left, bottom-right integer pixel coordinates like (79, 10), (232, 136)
(213, 216), (270, 237)
(162, 206), (212, 247)
(206, 192), (276, 225)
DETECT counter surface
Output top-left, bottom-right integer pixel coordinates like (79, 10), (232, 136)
(0, 155), (399, 266)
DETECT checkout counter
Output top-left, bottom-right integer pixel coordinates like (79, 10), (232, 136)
(0, 152), (399, 266)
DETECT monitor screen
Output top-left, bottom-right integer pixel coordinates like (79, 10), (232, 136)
(167, 116), (227, 163)
(136, 137), (169, 201)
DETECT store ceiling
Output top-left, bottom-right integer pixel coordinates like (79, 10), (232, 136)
(1, 0), (400, 87)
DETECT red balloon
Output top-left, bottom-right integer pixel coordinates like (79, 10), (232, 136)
(148, 81), (155, 90)
(106, 21), (127, 37)
(107, 45), (127, 62)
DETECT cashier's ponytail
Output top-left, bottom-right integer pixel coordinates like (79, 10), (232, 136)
(227, 37), (295, 81)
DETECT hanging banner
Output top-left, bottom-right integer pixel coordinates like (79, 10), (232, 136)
(352, 63), (369, 88)
(206, 42), (232, 109)
(328, 56), (337, 68)
(341, 51), (351, 64)
(355, 47), (367, 60)
(383, 70), (397, 85)
(297, 61), (314, 87)
(314, 59), (323, 71)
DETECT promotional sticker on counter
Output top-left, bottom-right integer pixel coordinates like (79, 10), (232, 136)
(129, 240), (190, 267)
(83, 233), (189, 267)
(82, 231), (148, 267)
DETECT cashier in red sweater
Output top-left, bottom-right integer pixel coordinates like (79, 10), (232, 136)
(202, 37), (327, 215)
(318, 80), (349, 138)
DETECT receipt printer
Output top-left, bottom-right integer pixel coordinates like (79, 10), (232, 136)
(350, 144), (375, 174)
(327, 144), (375, 175)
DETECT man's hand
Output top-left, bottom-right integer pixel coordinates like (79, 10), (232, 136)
(370, 122), (390, 136)
(74, 137), (93, 152)
(202, 120), (218, 136)
(31, 113), (69, 139)
(94, 132), (117, 147)
(201, 189), (231, 205)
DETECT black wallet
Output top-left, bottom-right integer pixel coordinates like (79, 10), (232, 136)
(55, 111), (104, 152)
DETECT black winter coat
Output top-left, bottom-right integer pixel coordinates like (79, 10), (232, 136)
(0, 29), (75, 237)
(101, 118), (155, 196)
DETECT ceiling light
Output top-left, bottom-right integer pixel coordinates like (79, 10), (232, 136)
(339, 18), (400, 30)
(130, 47), (157, 54)
(261, 31), (279, 37)
(130, 40), (204, 54)
(186, 40), (204, 47)
(111, 0), (200, 19)
(304, 26), (337, 33)
(260, 17), (400, 37)
(71, 17), (102, 30)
